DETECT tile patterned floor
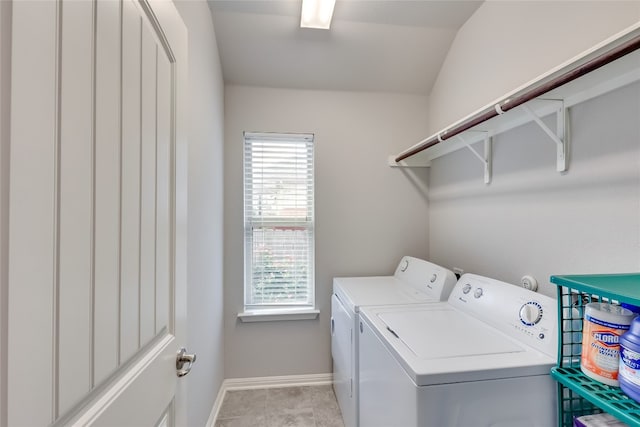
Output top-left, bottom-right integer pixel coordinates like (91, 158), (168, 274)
(215, 385), (345, 427)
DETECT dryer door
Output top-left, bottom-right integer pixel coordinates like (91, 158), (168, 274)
(331, 293), (355, 427)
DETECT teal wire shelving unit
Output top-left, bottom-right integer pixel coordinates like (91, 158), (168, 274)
(551, 273), (640, 427)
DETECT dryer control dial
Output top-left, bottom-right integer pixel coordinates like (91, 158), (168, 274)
(462, 284), (472, 294)
(519, 301), (543, 326)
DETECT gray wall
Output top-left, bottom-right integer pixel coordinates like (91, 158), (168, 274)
(425, 1), (640, 298)
(173, 0), (640, 417)
(0, 2), (10, 425)
(223, 86), (431, 378)
(173, 1), (225, 425)
(428, 83), (640, 298)
(428, 1), (640, 134)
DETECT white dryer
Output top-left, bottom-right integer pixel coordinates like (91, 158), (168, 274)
(358, 273), (558, 427)
(331, 256), (457, 427)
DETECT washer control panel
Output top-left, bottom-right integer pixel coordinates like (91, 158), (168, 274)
(448, 274), (557, 358)
(519, 301), (543, 326)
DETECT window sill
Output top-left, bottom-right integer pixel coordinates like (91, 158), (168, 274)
(237, 308), (320, 323)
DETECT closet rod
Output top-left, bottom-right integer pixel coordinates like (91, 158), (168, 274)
(395, 34), (640, 163)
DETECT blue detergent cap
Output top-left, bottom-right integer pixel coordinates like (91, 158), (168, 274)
(621, 303), (640, 314)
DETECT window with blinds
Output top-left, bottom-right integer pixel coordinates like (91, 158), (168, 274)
(243, 132), (315, 310)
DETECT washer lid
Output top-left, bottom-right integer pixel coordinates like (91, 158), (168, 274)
(360, 304), (556, 386)
(379, 308), (523, 359)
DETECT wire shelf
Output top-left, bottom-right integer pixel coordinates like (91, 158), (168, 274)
(552, 274), (640, 427)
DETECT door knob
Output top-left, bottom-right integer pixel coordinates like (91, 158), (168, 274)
(176, 347), (196, 377)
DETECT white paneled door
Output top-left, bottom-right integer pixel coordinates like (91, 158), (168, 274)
(7, 0), (188, 425)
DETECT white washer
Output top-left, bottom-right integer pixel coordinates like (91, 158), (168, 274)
(331, 256), (457, 427)
(358, 274), (558, 427)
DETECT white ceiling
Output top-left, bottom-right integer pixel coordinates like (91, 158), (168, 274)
(207, 0), (483, 95)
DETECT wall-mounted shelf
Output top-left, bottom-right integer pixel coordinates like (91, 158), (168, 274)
(390, 23), (640, 178)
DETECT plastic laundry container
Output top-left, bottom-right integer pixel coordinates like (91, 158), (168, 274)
(619, 315), (640, 402)
(581, 303), (635, 386)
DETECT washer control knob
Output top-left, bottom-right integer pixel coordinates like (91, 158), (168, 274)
(462, 284), (472, 294)
(520, 301), (543, 326)
(474, 287), (483, 298)
(400, 259), (409, 272)
(430, 273), (437, 283)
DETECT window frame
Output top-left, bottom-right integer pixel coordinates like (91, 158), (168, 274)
(240, 132), (317, 320)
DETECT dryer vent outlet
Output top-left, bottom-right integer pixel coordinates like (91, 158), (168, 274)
(521, 275), (538, 292)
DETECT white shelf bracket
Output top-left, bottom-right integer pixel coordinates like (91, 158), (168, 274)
(457, 132), (492, 184)
(522, 100), (568, 172)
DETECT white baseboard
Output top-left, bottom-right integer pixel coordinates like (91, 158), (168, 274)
(205, 382), (227, 427)
(223, 372), (333, 390)
(205, 373), (333, 426)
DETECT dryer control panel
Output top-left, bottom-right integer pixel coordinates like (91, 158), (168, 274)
(448, 274), (557, 358)
(393, 256), (457, 301)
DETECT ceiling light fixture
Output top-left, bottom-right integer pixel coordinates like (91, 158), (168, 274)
(300, 0), (336, 29)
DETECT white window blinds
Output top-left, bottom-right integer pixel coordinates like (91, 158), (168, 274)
(243, 132), (315, 309)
